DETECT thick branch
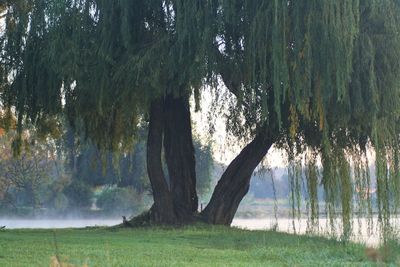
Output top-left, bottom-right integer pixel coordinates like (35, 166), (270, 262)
(146, 99), (176, 223)
(163, 95), (198, 220)
(201, 125), (275, 225)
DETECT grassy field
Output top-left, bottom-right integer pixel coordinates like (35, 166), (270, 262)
(0, 225), (397, 267)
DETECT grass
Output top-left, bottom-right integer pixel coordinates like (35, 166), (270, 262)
(0, 225), (397, 267)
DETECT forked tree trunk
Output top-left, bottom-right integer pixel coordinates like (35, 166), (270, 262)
(136, 97), (274, 227)
(201, 127), (275, 225)
(163, 95), (198, 221)
(146, 99), (176, 224)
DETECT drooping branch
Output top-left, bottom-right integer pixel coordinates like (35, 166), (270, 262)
(212, 44), (250, 109)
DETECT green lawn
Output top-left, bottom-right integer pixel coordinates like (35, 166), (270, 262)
(0, 225), (395, 266)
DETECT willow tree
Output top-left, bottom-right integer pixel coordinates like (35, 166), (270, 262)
(2, 0), (400, 233)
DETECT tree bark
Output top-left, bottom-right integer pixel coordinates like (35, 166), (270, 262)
(201, 127), (275, 225)
(163, 95), (198, 221)
(146, 99), (176, 224)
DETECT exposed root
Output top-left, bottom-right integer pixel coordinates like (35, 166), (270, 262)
(117, 208), (205, 228)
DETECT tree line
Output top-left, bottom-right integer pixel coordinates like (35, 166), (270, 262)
(0, 124), (213, 217)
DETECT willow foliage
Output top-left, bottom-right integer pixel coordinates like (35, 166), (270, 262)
(1, 0), (209, 150)
(214, 0), (400, 239)
(2, 0), (400, 238)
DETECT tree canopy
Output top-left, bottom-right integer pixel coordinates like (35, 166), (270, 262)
(2, 0), (400, 237)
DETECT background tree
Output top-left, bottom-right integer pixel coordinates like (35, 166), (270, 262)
(0, 130), (52, 212)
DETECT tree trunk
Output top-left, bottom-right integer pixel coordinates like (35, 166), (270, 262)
(163, 95), (198, 221)
(146, 99), (176, 224)
(201, 127), (275, 225)
(134, 96), (275, 227)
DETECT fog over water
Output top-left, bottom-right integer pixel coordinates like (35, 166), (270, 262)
(1, 216), (398, 246)
(0, 218), (121, 229)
